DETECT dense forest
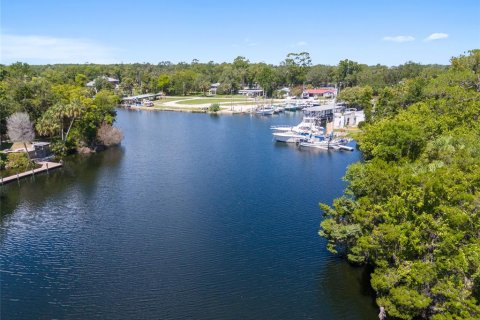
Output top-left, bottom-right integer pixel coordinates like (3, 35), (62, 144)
(320, 49), (480, 319)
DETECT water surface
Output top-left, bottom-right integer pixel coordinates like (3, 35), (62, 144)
(1, 110), (376, 319)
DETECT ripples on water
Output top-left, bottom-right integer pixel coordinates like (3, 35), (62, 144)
(1, 110), (377, 319)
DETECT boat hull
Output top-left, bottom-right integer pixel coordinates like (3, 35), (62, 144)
(256, 109), (274, 115)
(299, 141), (340, 150)
(273, 132), (305, 143)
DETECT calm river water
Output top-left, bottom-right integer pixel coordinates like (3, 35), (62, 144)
(0, 110), (377, 319)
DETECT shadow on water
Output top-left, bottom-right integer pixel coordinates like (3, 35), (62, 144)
(0, 146), (124, 218)
(209, 113), (221, 120)
(316, 257), (378, 319)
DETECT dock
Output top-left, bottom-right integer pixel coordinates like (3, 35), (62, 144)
(0, 161), (63, 186)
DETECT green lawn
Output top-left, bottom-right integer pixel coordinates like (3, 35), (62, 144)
(155, 96), (191, 102)
(177, 97), (260, 105)
(152, 106), (207, 112)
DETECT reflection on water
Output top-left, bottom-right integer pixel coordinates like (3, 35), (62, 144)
(0, 147), (124, 217)
(316, 257), (377, 319)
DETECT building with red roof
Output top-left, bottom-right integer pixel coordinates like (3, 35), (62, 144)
(302, 87), (337, 99)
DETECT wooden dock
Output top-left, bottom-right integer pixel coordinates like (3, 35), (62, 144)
(0, 161), (63, 186)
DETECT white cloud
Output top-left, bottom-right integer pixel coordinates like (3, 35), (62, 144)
(424, 33), (448, 41)
(296, 41), (308, 46)
(1, 34), (118, 64)
(382, 35), (415, 43)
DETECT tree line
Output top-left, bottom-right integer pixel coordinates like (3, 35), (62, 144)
(2, 52), (446, 98)
(320, 49), (480, 319)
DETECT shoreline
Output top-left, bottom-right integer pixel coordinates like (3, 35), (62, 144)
(123, 105), (258, 115)
(122, 96), (306, 115)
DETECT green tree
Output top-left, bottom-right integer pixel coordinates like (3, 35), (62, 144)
(232, 56), (250, 87)
(93, 76), (114, 93)
(36, 100), (84, 142)
(75, 73), (87, 86)
(336, 59), (364, 87)
(170, 70), (197, 95)
(218, 65), (241, 94)
(337, 86), (373, 121)
(255, 64), (277, 97)
(280, 52), (312, 85)
(306, 65), (336, 87)
(157, 74), (171, 94)
(194, 74), (211, 95)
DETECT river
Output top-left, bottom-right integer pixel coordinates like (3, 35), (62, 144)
(0, 110), (377, 319)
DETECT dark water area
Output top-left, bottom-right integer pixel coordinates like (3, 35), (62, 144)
(0, 110), (377, 319)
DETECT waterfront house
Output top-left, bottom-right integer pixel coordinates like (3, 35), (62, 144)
(208, 83), (220, 95)
(302, 88), (337, 99)
(238, 89), (264, 97)
(303, 103), (345, 121)
(6, 141), (52, 159)
(86, 76), (120, 89)
(238, 84), (264, 97)
(333, 109), (365, 128)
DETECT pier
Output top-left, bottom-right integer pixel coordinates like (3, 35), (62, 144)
(0, 161), (63, 186)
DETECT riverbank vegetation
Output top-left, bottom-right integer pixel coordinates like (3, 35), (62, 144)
(0, 152), (41, 178)
(320, 50), (480, 319)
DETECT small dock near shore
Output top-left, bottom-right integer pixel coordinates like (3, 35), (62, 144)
(0, 161), (63, 186)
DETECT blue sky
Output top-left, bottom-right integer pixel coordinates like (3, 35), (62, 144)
(1, 0), (479, 66)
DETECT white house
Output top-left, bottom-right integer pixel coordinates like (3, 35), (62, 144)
(302, 87), (337, 99)
(333, 109), (365, 128)
(208, 83), (220, 95)
(86, 76), (120, 89)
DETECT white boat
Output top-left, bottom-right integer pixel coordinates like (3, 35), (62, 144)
(272, 130), (326, 143)
(299, 140), (340, 150)
(272, 131), (306, 143)
(299, 137), (353, 151)
(271, 116), (323, 134)
(256, 105), (275, 115)
(271, 116), (325, 143)
(284, 104), (297, 111)
(273, 106), (285, 113)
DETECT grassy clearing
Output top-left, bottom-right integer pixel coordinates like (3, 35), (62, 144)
(176, 97), (252, 105)
(151, 106), (207, 112)
(156, 96), (191, 102)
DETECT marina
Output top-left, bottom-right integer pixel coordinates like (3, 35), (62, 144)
(270, 109), (357, 152)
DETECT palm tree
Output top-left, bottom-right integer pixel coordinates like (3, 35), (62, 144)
(62, 100), (83, 142)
